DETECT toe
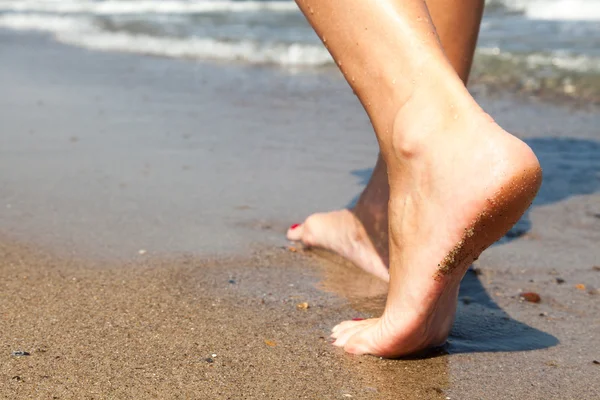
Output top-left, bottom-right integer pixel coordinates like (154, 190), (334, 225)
(331, 319), (372, 345)
(343, 336), (372, 356)
(286, 223), (304, 241)
(331, 319), (358, 334)
(341, 324), (378, 356)
(333, 322), (370, 347)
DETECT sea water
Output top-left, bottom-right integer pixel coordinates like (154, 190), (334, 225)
(1, 0), (599, 100)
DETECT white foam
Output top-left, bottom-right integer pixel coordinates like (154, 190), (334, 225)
(523, 52), (600, 73)
(0, 13), (332, 67)
(60, 32), (332, 66)
(0, 0), (298, 14)
(478, 47), (600, 73)
(496, 0), (600, 21)
(0, 13), (89, 32)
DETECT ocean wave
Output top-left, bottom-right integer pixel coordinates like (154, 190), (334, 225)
(493, 0), (600, 21)
(0, 14), (331, 66)
(478, 47), (600, 73)
(2, 0), (599, 21)
(60, 33), (332, 66)
(3, 13), (600, 72)
(0, 13), (90, 32)
(0, 0), (298, 15)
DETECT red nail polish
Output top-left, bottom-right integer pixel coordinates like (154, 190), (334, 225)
(290, 223), (300, 230)
(352, 318), (364, 321)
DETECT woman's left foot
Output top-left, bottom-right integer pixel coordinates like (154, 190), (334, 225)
(287, 209), (389, 282)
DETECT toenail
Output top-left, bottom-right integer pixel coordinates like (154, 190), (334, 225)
(290, 223), (300, 230)
(352, 318), (364, 321)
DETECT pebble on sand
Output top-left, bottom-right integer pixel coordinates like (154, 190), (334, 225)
(264, 339), (277, 347)
(138, 249), (147, 255)
(575, 284), (586, 290)
(11, 351), (30, 357)
(592, 266), (600, 272)
(520, 292), (541, 303)
(296, 302), (309, 310)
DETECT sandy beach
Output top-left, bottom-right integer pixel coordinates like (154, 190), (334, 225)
(1, 30), (600, 399)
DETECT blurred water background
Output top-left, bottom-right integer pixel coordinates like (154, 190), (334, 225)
(1, 0), (599, 103)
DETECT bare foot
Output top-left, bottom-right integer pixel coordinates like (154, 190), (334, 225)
(287, 155), (390, 282)
(287, 209), (389, 282)
(331, 98), (542, 358)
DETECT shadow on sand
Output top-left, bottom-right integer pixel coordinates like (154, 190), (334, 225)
(344, 137), (600, 353)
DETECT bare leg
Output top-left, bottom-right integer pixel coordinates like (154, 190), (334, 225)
(294, 0), (542, 357)
(288, 0), (485, 283)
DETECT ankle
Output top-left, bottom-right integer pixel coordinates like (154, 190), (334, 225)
(388, 78), (481, 161)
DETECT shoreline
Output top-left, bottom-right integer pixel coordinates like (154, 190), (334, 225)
(1, 30), (600, 398)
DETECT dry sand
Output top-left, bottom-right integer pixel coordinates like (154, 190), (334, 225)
(1, 30), (600, 399)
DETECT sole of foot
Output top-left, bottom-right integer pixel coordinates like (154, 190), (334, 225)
(331, 107), (543, 358)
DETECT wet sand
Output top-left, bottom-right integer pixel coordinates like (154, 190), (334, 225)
(1, 30), (600, 399)
(0, 239), (451, 399)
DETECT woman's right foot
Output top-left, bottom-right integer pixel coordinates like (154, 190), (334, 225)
(331, 94), (543, 358)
